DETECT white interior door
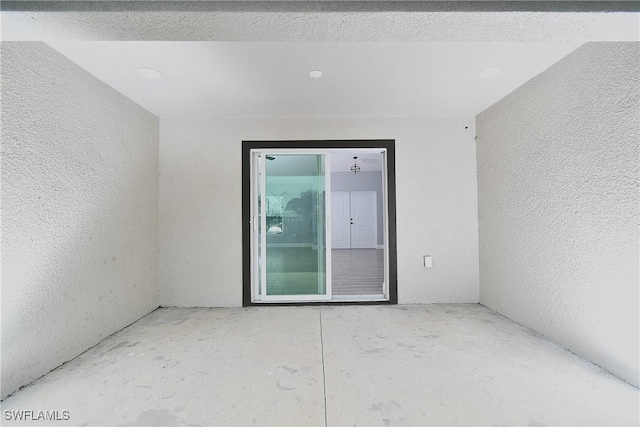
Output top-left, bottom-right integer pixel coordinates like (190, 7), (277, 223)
(350, 191), (377, 249)
(331, 190), (377, 249)
(331, 191), (351, 249)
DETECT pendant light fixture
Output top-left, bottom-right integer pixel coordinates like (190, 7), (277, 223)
(351, 156), (360, 174)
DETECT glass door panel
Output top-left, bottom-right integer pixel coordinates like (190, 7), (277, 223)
(255, 152), (331, 301)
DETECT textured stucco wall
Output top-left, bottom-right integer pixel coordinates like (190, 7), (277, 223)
(160, 118), (479, 307)
(3, 9), (639, 42)
(477, 42), (640, 386)
(1, 42), (160, 399)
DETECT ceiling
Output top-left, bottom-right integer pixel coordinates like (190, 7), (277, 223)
(47, 41), (581, 118)
(257, 151), (382, 176)
(4, 3), (636, 119)
(330, 152), (382, 173)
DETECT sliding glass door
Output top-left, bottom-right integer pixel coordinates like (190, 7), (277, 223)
(251, 151), (331, 302)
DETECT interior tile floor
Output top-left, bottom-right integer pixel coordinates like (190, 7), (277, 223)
(2, 305), (638, 426)
(332, 249), (384, 295)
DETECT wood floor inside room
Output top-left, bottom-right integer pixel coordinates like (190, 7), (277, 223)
(2, 305), (638, 426)
(331, 249), (384, 295)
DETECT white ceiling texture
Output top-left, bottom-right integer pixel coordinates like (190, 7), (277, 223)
(2, 1), (638, 119)
(45, 41), (581, 118)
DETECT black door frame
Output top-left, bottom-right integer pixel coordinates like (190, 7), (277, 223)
(242, 140), (398, 306)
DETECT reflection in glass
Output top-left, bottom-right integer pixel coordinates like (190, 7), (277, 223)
(261, 155), (327, 296)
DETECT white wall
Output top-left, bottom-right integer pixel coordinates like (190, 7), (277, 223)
(160, 118), (479, 306)
(477, 42), (639, 386)
(1, 42), (160, 399)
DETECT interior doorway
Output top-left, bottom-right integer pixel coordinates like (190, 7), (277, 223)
(242, 140), (397, 305)
(329, 152), (385, 299)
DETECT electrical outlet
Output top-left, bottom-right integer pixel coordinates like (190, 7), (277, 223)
(423, 255), (432, 268)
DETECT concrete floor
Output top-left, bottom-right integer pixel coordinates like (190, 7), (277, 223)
(2, 305), (638, 426)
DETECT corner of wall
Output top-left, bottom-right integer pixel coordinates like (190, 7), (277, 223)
(1, 41), (160, 399)
(476, 42), (640, 386)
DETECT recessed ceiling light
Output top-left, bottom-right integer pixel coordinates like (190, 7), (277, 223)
(479, 66), (502, 79)
(309, 70), (323, 79)
(138, 67), (163, 80)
